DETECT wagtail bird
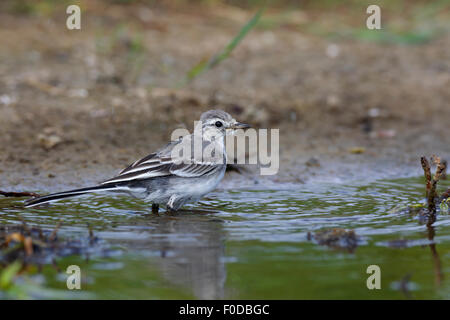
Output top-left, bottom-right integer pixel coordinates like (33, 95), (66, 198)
(24, 110), (250, 213)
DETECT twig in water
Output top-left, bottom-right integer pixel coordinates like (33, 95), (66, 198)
(421, 156), (446, 214)
(0, 190), (40, 198)
(427, 224), (443, 286)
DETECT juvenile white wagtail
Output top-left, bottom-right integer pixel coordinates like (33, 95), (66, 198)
(24, 110), (250, 212)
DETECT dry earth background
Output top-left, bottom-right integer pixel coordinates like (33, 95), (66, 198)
(0, 0), (449, 192)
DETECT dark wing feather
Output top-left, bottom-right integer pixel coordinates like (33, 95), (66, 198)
(102, 159), (220, 184)
(101, 134), (225, 184)
(101, 139), (222, 184)
(118, 153), (157, 174)
(169, 162), (218, 177)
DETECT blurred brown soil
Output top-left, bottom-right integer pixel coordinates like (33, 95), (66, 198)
(0, 1), (449, 191)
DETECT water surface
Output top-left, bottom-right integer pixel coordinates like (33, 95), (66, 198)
(1, 176), (449, 299)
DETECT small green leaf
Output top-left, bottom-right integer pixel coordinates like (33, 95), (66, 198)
(179, 6), (265, 87)
(0, 262), (22, 289)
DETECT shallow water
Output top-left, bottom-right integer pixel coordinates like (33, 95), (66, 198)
(1, 176), (449, 299)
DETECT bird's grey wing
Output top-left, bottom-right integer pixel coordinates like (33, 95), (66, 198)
(102, 159), (220, 184)
(117, 152), (157, 175)
(101, 139), (221, 184)
(168, 161), (220, 177)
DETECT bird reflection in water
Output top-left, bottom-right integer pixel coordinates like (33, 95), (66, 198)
(136, 210), (227, 299)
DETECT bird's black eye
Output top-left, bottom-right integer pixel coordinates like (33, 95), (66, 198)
(215, 121), (223, 128)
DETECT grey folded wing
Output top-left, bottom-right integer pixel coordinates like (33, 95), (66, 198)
(101, 140), (222, 184)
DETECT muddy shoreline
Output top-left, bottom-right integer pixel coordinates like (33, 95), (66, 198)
(1, 3), (449, 193)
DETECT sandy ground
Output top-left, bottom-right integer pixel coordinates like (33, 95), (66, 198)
(0, 2), (449, 193)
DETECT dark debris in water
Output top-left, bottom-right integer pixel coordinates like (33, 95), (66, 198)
(439, 187), (449, 204)
(0, 221), (111, 268)
(0, 190), (40, 198)
(307, 228), (359, 252)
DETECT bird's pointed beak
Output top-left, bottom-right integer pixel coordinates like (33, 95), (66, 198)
(231, 122), (251, 129)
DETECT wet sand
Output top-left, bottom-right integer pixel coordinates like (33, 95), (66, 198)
(0, 2), (449, 192)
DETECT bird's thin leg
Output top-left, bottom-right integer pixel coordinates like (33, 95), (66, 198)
(152, 203), (159, 214)
(166, 195), (178, 214)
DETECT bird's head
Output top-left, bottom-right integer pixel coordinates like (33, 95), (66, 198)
(199, 109), (250, 140)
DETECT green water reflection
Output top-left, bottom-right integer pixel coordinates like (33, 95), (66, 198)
(0, 176), (449, 299)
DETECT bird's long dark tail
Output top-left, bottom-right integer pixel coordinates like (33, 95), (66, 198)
(24, 184), (120, 208)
